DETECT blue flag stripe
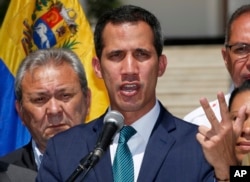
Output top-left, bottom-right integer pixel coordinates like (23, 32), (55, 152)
(0, 58), (30, 156)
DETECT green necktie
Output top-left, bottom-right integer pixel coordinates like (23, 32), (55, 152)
(113, 126), (136, 182)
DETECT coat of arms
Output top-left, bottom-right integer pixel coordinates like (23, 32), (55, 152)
(22, 0), (80, 55)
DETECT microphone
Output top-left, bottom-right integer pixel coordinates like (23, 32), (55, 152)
(66, 110), (124, 182)
(89, 110), (124, 166)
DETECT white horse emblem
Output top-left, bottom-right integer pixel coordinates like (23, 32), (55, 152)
(34, 23), (50, 48)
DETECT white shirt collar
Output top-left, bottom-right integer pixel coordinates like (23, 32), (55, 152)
(131, 101), (160, 143)
(108, 100), (160, 132)
(32, 139), (43, 169)
(110, 101), (161, 182)
(111, 100), (160, 145)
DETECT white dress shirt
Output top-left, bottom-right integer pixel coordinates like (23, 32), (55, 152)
(183, 93), (231, 127)
(32, 139), (43, 170)
(184, 84), (234, 127)
(110, 101), (160, 182)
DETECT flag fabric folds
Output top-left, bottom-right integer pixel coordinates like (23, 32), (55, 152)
(0, 0), (109, 156)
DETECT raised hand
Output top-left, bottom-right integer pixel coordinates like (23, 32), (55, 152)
(196, 91), (246, 180)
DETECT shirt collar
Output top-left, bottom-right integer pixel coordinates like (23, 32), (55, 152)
(131, 101), (160, 143)
(110, 100), (160, 143)
(32, 139), (43, 169)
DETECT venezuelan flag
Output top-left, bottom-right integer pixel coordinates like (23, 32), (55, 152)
(0, 0), (109, 156)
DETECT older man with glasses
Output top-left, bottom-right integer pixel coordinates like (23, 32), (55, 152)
(184, 4), (250, 128)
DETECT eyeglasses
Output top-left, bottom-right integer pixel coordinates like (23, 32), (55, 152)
(225, 43), (250, 60)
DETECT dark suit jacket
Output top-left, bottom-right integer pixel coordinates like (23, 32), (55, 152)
(0, 141), (37, 172)
(0, 161), (37, 182)
(37, 102), (215, 182)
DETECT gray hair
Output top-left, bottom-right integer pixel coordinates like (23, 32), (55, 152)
(15, 48), (88, 102)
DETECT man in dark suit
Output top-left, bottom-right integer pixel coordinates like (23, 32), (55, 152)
(0, 48), (91, 172)
(37, 5), (216, 181)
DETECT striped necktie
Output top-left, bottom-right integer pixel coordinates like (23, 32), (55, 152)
(113, 126), (136, 182)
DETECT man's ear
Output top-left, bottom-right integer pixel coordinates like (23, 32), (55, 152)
(158, 55), (167, 77)
(221, 47), (229, 69)
(92, 57), (103, 78)
(15, 101), (25, 126)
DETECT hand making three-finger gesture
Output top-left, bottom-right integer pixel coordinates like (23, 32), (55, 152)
(196, 91), (246, 181)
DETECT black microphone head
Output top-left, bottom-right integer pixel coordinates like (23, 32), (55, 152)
(90, 110), (124, 167)
(103, 110), (124, 132)
(95, 110), (124, 150)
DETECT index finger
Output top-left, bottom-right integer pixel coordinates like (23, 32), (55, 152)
(200, 97), (220, 131)
(217, 91), (230, 126)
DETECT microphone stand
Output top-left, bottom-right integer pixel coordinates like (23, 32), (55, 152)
(66, 152), (95, 182)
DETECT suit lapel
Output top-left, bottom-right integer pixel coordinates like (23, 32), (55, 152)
(23, 141), (38, 171)
(93, 148), (114, 181)
(88, 106), (178, 181)
(137, 105), (177, 181)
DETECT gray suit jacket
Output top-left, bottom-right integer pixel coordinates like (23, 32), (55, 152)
(0, 141), (37, 171)
(0, 161), (37, 182)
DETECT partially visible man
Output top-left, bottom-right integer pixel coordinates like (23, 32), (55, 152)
(0, 48), (91, 172)
(184, 4), (250, 127)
